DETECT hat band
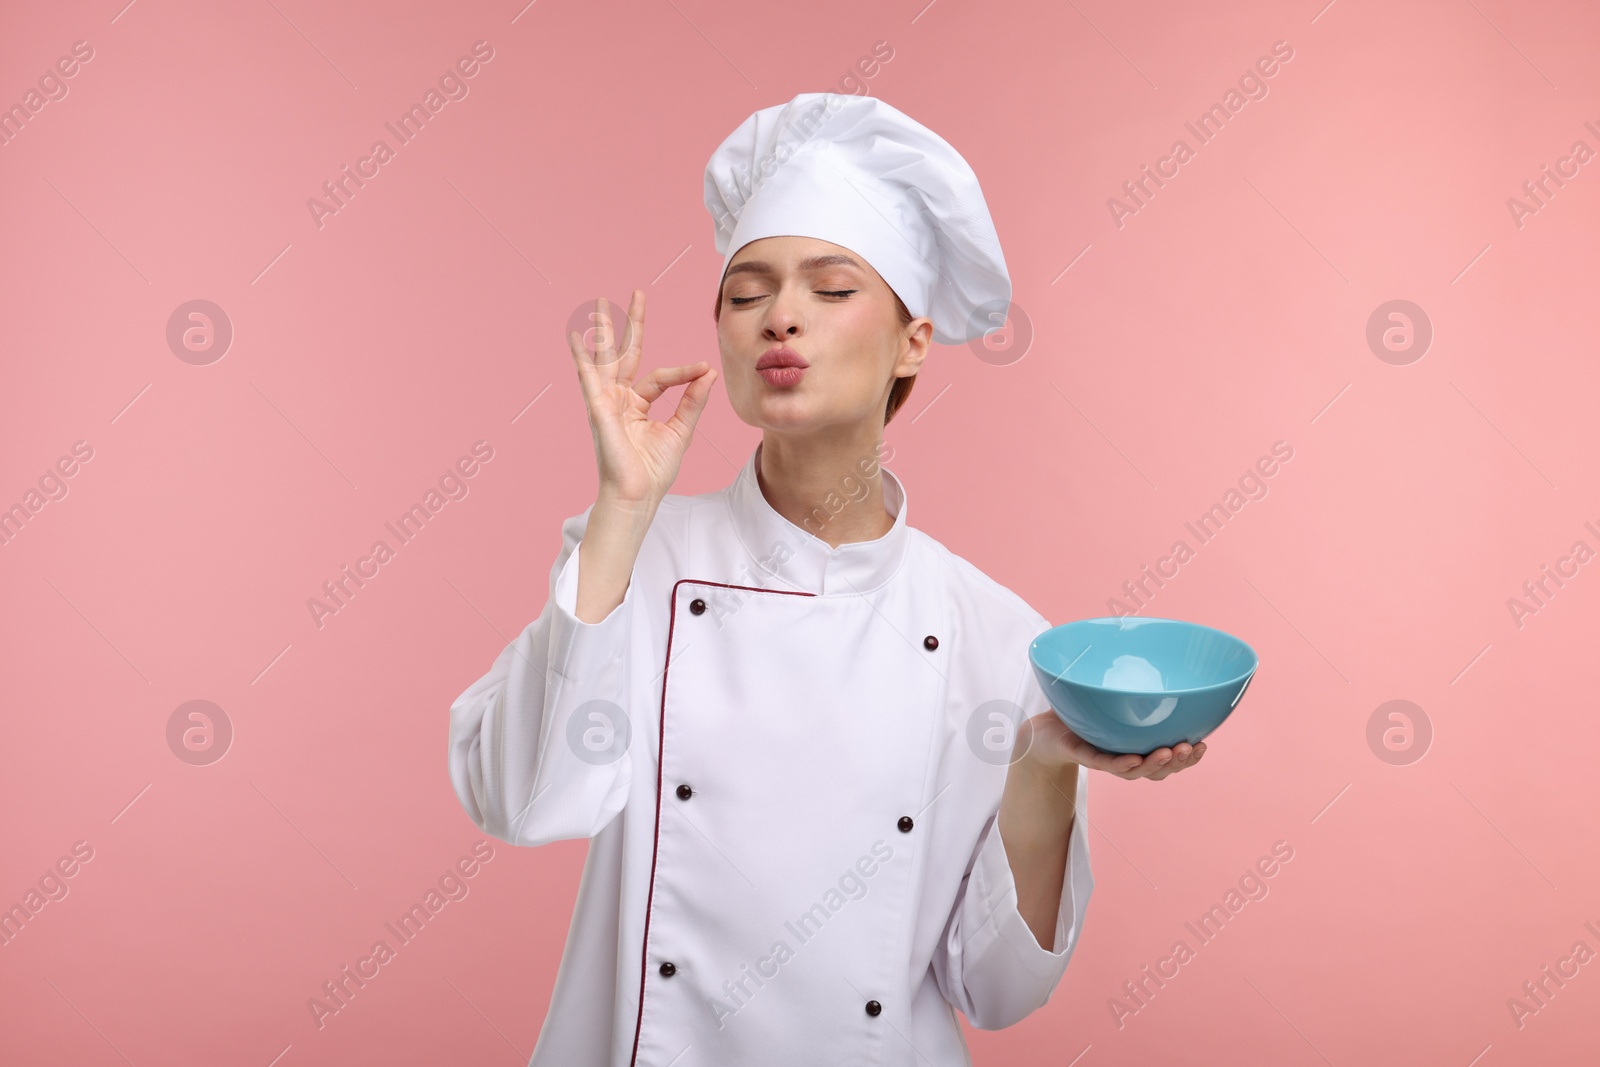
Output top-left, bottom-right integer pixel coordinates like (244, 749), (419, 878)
(718, 146), (938, 326)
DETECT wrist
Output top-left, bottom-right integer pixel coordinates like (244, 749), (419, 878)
(592, 489), (658, 534)
(1016, 730), (1082, 777)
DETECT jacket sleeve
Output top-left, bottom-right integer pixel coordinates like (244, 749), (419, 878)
(931, 654), (1095, 1029)
(447, 504), (638, 847)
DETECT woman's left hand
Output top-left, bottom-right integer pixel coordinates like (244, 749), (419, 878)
(1017, 710), (1206, 781)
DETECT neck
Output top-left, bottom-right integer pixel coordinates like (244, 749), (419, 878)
(755, 433), (893, 549)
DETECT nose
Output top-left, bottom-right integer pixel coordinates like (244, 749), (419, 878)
(762, 286), (805, 340)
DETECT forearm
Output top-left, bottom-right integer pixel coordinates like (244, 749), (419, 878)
(574, 491), (655, 623)
(996, 758), (1079, 951)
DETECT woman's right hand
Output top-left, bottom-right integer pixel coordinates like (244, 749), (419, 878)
(567, 289), (718, 510)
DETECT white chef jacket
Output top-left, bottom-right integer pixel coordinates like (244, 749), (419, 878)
(448, 441), (1093, 1067)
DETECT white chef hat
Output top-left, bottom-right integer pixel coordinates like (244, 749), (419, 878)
(703, 92), (1011, 346)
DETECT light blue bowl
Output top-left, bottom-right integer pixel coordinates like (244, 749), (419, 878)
(1028, 617), (1258, 755)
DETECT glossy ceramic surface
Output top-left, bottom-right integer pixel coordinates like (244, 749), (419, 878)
(1028, 617), (1258, 755)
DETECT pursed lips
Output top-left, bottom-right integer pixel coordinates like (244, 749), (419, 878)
(755, 346), (809, 370)
(755, 347), (808, 387)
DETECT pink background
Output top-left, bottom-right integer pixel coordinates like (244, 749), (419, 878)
(3, 0), (1597, 1064)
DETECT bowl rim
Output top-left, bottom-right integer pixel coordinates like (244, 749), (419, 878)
(1028, 616), (1259, 696)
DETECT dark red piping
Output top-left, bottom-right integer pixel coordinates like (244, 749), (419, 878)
(627, 578), (817, 1066)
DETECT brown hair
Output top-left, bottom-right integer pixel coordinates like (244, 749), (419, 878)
(713, 287), (918, 426)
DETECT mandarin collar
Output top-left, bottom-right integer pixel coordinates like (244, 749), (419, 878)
(723, 440), (910, 596)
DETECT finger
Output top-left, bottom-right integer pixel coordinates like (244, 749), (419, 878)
(1124, 747), (1174, 780)
(569, 300), (612, 380)
(1159, 744), (1206, 778)
(1062, 733), (1142, 774)
(665, 364), (719, 436)
(1094, 750), (1147, 776)
(593, 296), (622, 369)
(635, 362), (712, 404)
(567, 328), (602, 405)
(618, 289), (645, 381)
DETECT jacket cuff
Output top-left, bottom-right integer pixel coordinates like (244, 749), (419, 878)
(547, 538), (635, 682)
(972, 765), (1093, 970)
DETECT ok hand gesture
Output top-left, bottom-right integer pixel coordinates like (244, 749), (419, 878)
(567, 290), (718, 509)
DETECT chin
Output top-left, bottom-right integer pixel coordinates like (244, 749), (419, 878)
(752, 405), (820, 434)
(731, 391), (815, 431)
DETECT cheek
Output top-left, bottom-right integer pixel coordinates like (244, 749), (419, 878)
(854, 341), (895, 389)
(716, 322), (759, 405)
(720, 315), (756, 353)
(831, 304), (896, 370)
(714, 316), (739, 357)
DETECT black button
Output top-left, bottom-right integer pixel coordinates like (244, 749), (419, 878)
(923, 635), (938, 650)
(676, 784), (693, 800)
(897, 816), (914, 833)
(660, 961), (677, 977)
(690, 598), (706, 615)
(865, 999), (882, 1016)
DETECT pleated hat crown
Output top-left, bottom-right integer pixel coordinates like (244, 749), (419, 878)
(703, 92), (1010, 346)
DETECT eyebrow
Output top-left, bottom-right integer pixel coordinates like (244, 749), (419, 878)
(723, 253), (865, 280)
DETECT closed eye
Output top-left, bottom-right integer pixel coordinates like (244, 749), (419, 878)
(728, 289), (858, 306)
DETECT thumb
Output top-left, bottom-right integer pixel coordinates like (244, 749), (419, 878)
(666, 365), (717, 435)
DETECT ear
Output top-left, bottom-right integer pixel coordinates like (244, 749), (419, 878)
(895, 317), (934, 377)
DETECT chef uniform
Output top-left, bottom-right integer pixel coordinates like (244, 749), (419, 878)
(448, 92), (1093, 1067)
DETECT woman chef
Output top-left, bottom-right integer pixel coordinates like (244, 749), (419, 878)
(448, 92), (1207, 1067)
